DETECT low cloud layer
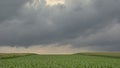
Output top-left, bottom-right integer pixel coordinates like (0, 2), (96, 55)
(0, 44), (90, 54)
(0, 0), (120, 52)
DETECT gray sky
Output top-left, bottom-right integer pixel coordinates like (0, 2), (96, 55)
(0, 0), (120, 53)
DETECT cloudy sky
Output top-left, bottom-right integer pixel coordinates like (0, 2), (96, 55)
(0, 0), (120, 54)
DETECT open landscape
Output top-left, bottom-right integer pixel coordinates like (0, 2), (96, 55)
(1, 0), (120, 68)
(0, 52), (120, 68)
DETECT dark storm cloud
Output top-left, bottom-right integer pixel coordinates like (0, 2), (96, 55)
(0, 0), (28, 22)
(0, 0), (120, 51)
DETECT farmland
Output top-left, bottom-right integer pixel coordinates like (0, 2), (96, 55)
(75, 52), (120, 58)
(0, 53), (120, 68)
(0, 53), (35, 59)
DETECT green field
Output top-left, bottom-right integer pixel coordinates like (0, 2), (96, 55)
(0, 53), (120, 68)
(75, 52), (120, 58)
(0, 53), (36, 59)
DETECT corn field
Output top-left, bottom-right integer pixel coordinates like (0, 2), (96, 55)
(0, 54), (120, 68)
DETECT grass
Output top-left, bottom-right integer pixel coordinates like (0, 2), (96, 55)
(74, 52), (120, 58)
(0, 53), (35, 59)
(0, 53), (120, 68)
